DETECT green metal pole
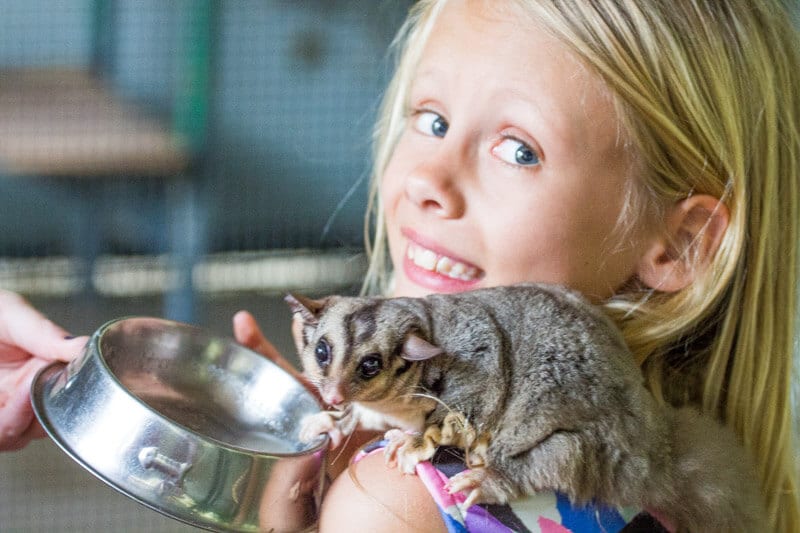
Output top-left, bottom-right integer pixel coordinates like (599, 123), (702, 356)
(173, 0), (216, 156)
(90, 0), (114, 74)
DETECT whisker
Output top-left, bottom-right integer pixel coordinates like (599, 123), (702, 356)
(330, 430), (355, 467)
(406, 391), (456, 414)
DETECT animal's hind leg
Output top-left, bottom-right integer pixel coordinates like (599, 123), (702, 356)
(445, 464), (518, 508)
(448, 425), (607, 510)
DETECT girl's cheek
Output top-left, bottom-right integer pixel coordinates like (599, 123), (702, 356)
(380, 161), (407, 211)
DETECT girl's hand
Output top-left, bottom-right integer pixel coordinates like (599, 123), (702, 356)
(232, 310), (315, 393)
(0, 291), (88, 451)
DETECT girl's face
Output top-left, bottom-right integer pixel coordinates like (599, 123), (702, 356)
(382, 0), (654, 300)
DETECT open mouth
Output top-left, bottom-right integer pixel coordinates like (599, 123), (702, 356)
(406, 241), (482, 282)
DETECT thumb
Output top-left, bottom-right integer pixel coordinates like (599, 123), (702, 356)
(0, 292), (87, 363)
(48, 335), (90, 363)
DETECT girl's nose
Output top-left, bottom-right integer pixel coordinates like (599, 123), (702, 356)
(404, 162), (466, 219)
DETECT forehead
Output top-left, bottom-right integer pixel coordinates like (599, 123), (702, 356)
(321, 300), (382, 346)
(414, 0), (619, 154)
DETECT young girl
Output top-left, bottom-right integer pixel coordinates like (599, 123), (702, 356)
(252, 0), (794, 530)
(4, 0), (798, 531)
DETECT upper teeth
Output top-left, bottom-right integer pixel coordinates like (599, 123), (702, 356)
(407, 243), (480, 281)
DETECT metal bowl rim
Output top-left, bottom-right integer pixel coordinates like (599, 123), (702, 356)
(33, 316), (328, 459)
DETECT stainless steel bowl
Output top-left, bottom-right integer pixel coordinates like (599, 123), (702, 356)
(31, 316), (328, 532)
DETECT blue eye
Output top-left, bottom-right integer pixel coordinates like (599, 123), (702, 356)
(413, 111), (448, 138)
(493, 138), (541, 167)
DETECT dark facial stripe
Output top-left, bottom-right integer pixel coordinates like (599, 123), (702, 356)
(395, 359), (412, 376)
(345, 301), (381, 346)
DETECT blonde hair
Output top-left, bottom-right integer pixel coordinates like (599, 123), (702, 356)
(363, 0), (800, 530)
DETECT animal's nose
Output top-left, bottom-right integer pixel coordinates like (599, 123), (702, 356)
(323, 384), (345, 406)
(326, 394), (343, 406)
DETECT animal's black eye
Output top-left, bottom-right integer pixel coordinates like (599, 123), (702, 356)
(314, 339), (331, 368)
(357, 354), (383, 380)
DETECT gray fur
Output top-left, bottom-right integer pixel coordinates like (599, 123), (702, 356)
(287, 283), (765, 532)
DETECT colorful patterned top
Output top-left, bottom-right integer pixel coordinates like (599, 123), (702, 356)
(354, 441), (670, 533)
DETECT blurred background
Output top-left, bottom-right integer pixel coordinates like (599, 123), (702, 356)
(0, 0), (411, 530)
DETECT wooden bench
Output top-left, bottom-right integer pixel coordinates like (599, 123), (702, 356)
(0, 67), (188, 176)
(0, 67), (198, 319)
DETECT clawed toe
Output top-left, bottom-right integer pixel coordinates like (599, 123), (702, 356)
(446, 469), (488, 509)
(382, 429), (434, 474)
(299, 411), (346, 449)
(397, 449), (422, 474)
(299, 412), (335, 443)
(461, 488), (484, 510)
(383, 429), (408, 466)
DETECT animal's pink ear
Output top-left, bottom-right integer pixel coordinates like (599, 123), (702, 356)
(401, 334), (443, 361)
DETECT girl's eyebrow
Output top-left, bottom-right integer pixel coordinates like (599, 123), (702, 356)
(409, 69), (445, 96)
(492, 87), (571, 146)
(410, 69), (577, 150)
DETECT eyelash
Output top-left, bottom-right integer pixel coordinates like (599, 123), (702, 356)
(411, 109), (448, 138)
(408, 108), (541, 168)
(492, 136), (541, 168)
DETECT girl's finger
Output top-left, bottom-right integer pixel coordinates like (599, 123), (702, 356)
(232, 310), (298, 376)
(232, 310), (283, 360)
(0, 357), (48, 451)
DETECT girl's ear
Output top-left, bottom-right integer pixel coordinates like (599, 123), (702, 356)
(401, 334), (443, 361)
(636, 194), (730, 292)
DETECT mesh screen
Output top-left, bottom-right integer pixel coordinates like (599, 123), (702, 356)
(0, 1), (408, 300)
(0, 2), (410, 529)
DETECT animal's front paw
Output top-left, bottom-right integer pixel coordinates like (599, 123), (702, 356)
(383, 428), (437, 474)
(299, 411), (340, 445)
(383, 429), (410, 465)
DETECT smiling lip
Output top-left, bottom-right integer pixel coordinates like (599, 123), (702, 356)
(401, 228), (483, 291)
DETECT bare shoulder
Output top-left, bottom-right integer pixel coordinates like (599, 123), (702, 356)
(318, 451), (446, 533)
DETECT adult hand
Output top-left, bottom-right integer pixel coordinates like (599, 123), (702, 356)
(0, 291), (88, 451)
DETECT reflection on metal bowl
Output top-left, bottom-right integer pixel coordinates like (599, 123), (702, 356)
(32, 316), (328, 532)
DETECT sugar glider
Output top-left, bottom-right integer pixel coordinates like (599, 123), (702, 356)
(286, 283), (764, 532)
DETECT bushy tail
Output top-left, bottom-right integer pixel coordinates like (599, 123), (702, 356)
(648, 407), (766, 532)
